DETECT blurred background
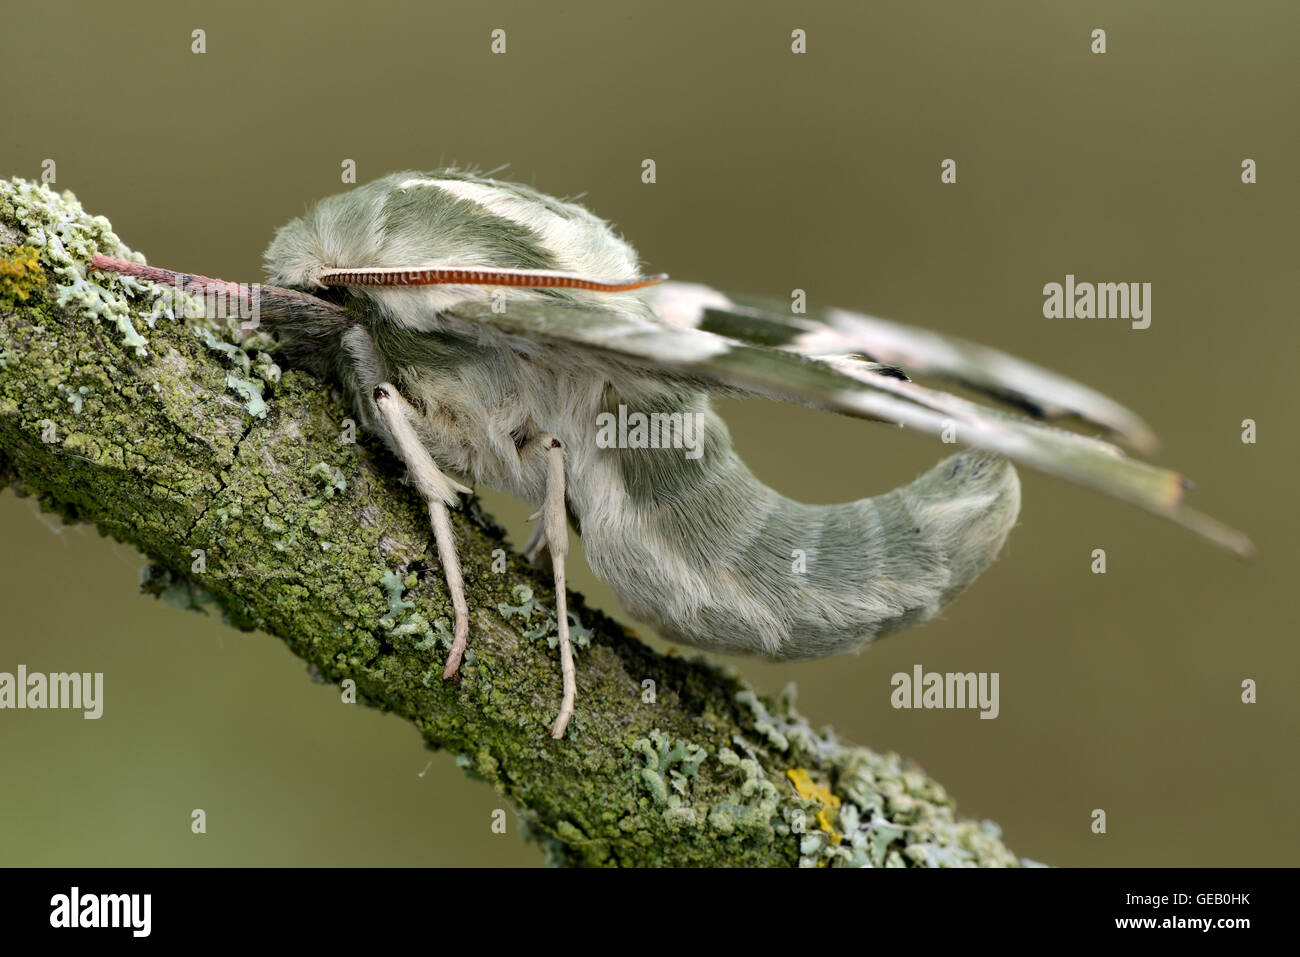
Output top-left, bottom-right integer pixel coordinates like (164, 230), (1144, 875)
(1, 0), (1296, 866)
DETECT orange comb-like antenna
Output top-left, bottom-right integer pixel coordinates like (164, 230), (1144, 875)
(316, 265), (667, 292)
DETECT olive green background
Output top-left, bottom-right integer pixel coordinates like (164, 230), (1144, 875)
(1, 0), (1296, 867)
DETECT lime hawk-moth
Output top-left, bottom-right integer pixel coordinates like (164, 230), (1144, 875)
(90, 170), (1252, 738)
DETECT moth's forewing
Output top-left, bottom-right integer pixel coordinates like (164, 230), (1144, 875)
(447, 296), (1252, 557)
(646, 281), (1158, 452)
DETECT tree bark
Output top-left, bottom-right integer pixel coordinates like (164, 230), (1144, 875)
(0, 178), (1029, 867)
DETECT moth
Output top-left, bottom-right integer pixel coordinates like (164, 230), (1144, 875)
(90, 169), (1252, 738)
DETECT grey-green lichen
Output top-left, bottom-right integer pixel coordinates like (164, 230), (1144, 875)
(0, 178), (281, 422)
(309, 462), (346, 498)
(225, 374), (267, 418)
(1, 178), (152, 350)
(497, 583), (593, 652)
(707, 746), (784, 835)
(614, 682), (1035, 867)
(377, 568), (456, 680)
(0, 178), (1030, 868)
(632, 729), (709, 825)
(733, 684), (1028, 867)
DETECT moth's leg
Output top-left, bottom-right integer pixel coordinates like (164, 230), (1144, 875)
(522, 522), (551, 569)
(370, 384), (475, 679)
(341, 327), (473, 679)
(523, 434), (574, 739)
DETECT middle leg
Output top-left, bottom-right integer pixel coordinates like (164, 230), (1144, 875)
(522, 434), (575, 739)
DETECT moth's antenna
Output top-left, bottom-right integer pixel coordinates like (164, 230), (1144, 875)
(88, 255), (351, 323)
(90, 255), (253, 304)
(316, 266), (668, 293)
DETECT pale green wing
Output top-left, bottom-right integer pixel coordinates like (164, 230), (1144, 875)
(449, 296), (1252, 557)
(645, 281), (1159, 452)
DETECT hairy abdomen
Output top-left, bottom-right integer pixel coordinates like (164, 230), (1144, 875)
(566, 395), (1021, 661)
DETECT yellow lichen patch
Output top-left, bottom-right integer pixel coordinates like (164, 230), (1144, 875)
(787, 768), (842, 844)
(0, 244), (45, 307)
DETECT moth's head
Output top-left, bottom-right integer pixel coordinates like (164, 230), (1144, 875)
(264, 169), (655, 325)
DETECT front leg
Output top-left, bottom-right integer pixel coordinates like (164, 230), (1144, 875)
(370, 383), (473, 678)
(342, 327), (473, 678)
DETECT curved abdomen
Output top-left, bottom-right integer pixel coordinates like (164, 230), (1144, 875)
(567, 397), (1021, 661)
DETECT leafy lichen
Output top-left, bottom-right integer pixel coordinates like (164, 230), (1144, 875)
(497, 583), (593, 651)
(309, 462), (347, 498)
(729, 684), (1028, 868)
(2, 178), (152, 350)
(0, 178), (282, 421)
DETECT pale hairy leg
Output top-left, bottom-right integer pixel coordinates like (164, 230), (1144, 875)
(523, 434), (574, 738)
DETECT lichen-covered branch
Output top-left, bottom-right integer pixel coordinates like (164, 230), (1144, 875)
(0, 178), (1030, 867)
